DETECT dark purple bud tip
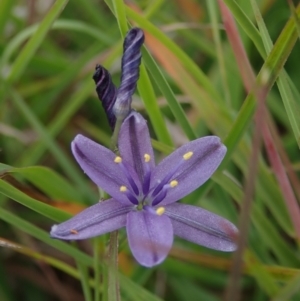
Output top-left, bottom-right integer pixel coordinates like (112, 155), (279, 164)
(123, 28), (145, 52)
(93, 64), (117, 130)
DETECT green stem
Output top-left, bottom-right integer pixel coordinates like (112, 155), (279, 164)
(110, 118), (123, 151)
(107, 231), (120, 301)
(73, 241), (93, 301)
(93, 238), (102, 301)
(103, 115), (124, 301)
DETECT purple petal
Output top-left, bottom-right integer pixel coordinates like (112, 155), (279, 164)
(126, 210), (173, 267)
(118, 112), (155, 184)
(152, 136), (226, 205)
(72, 134), (138, 205)
(165, 203), (237, 251)
(50, 199), (131, 240)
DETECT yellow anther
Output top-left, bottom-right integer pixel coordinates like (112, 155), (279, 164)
(144, 153), (151, 162)
(183, 151), (193, 160)
(120, 185), (127, 192)
(170, 180), (178, 187)
(114, 156), (122, 163)
(70, 229), (78, 235)
(156, 207), (165, 216)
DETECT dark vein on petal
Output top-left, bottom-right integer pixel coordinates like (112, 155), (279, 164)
(128, 117), (144, 183)
(165, 210), (234, 243)
(144, 212), (158, 263)
(58, 206), (132, 235)
(175, 143), (221, 181)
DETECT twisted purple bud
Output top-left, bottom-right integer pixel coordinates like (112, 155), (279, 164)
(92, 28), (144, 129)
(113, 28), (145, 119)
(93, 65), (117, 129)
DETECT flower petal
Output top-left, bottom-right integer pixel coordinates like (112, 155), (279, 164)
(118, 112), (155, 184)
(50, 199), (131, 240)
(165, 203), (237, 251)
(126, 210), (173, 267)
(72, 134), (135, 205)
(152, 136), (226, 205)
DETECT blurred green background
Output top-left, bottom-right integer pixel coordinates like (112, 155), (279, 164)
(1, 0), (300, 300)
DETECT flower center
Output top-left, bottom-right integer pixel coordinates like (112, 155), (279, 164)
(114, 151), (193, 207)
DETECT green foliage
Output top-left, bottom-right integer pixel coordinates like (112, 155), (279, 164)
(0, 1), (300, 301)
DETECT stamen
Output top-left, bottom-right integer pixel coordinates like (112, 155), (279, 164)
(70, 229), (78, 234)
(152, 180), (179, 206)
(142, 170), (151, 195)
(120, 185), (139, 204)
(183, 151), (193, 160)
(114, 156), (122, 163)
(152, 152), (191, 198)
(126, 193), (139, 205)
(117, 161), (140, 196)
(170, 180), (178, 187)
(156, 207), (165, 216)
(120, 185), (127, 192)
(152, 186), (168, 206)
(142, 155), (152, 195)
(145, 205), (165, 216)
(144, 153), (151, 162)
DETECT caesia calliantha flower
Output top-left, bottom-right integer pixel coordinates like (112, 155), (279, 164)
(51, 111), (238, 267)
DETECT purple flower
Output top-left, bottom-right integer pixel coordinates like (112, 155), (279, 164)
(50, 111), (238, 267)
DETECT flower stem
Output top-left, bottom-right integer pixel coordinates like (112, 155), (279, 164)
(73, 241), (93, 301)
(107, 231), (120, 301)
(110, 117), (123, 151)
(93, 237), (101, 301)
(104, 117), (123, 301)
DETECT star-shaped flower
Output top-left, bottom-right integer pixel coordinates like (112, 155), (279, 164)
(51, 111), (237, 267)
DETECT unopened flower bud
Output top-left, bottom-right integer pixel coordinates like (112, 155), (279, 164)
(113, 28), (145, 120)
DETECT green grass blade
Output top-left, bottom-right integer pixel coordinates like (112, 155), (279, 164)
(18, 78), (95, 166)
(9, 88), (96, 203)
(125, 7), (222, 103)
(76, 258), (93, 301)
(223, 3), (300, 163)
(0, 237), (81, 281)
(223, 0), (265, 56)
(250, 0), (300, 148)
(3, 165), (83, 203)
(244, 250), (280, 297)
(213, 172), (299, 266)
(0, 0), (14, 37)
(271, 272), (300, 301)
(207, 0), (231, 105)
(0, 179), (70, 222)
(142, 48), (197, 140)
(0, 20), (112, 73)
(6, 0), (70, 84)
(112, 0), (128, 37)
(137, 64), (173, 145)
(0, 208), (163, 301)
(93, 238), (102, 301)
